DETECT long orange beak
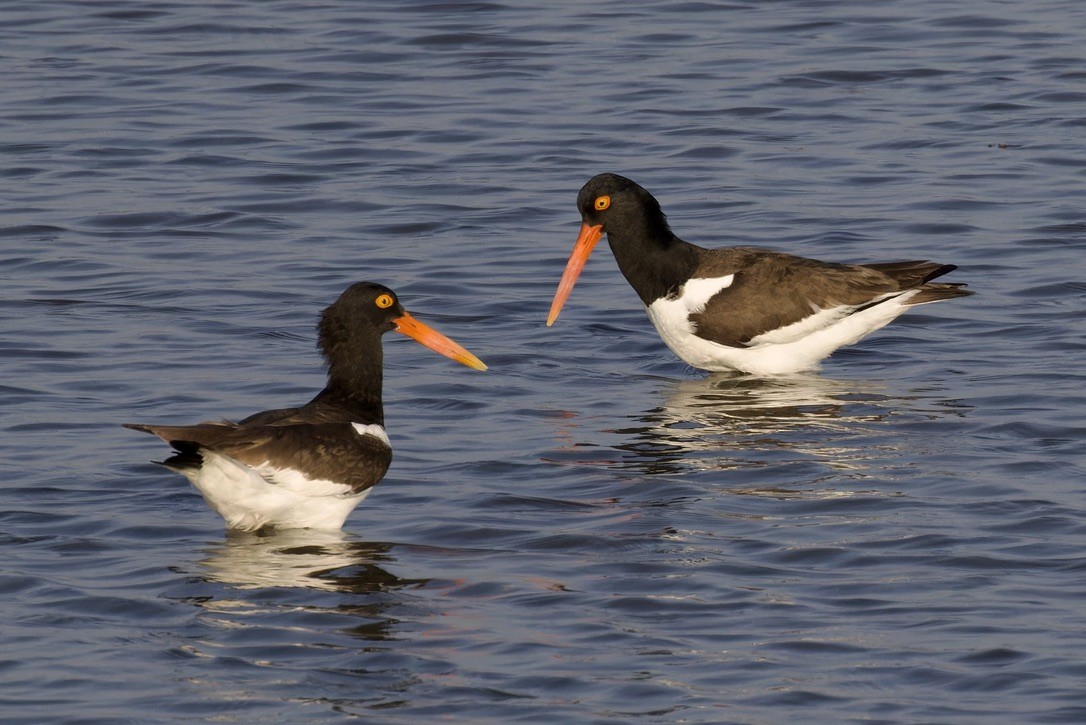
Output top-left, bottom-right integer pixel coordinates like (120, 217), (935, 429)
(394, 312), (487, 371)
(546, 222), (603, 326)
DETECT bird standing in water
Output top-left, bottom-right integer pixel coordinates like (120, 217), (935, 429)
(126, 282), (486, 531)
(548, 173), (972, 375)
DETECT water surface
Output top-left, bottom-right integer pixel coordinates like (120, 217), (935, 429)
(3, 0), (1086, 722)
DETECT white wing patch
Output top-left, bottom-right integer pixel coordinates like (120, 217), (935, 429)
(647, 275), (737, 363)
(351, 422), (390, 447)
(674, 274), (735, 312)
(748, 292), (901, 345)
(748, 304), (847, 345)
(256, 463), (355, 497)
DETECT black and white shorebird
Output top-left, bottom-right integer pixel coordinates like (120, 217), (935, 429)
(125, 282), (486, 531)
(547, 173), (972, 375)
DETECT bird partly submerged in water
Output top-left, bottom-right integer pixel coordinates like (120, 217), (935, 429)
(125, 282), (486, 531)
(547, 173), (972, 375)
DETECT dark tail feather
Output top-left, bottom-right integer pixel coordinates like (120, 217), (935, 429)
(908, 282), (973, 305)
(862, 261), (972, 305)
(124, 423), (204, 471)
(864, 260), (959, 286)
(123, 422), (158, 436)
(158, 446), (204, 472)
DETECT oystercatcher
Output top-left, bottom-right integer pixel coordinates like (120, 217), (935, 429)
(547, 173), (972, 374)
(125, 282), (486, 531)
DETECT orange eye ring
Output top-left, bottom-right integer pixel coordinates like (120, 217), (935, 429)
(375, 293), (394, 309)
(594, 195), (611, 211)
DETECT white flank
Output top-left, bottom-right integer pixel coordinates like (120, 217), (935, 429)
(646, 280), (921, 375)
(177, 449), (369, 531)
(352, 422), (390, 447)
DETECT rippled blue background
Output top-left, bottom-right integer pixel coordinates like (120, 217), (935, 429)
(3, 1), (1085, 722)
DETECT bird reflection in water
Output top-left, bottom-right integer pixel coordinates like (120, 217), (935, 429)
(197, 528), (425, 594)
(613, 372), (899, 486)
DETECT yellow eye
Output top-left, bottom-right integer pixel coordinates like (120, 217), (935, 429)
(375, 293), (394, 309)
(594, 195), (611, 211)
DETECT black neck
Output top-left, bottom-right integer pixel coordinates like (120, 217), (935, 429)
(309, 321), (386, 425)
(605, 216), (701, 305)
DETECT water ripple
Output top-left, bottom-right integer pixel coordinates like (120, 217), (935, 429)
(3, 0), (1086, 722)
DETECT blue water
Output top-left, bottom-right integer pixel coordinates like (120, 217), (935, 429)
(3, 0), (1086, 722)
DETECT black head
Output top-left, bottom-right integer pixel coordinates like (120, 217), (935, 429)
(576, 172), (669, 237)
(319, 281), (486, 372)
(321, 281), (405, 342)
(547, 174), (682, 325)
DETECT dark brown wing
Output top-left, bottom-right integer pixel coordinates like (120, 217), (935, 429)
(688, 248), (917, 346)
(123, 421), (391, 494)
(240, 423), (392, 494)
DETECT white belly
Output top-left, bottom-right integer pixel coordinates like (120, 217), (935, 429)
(179, 450), (371, 531)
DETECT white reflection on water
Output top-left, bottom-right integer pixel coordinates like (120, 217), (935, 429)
(196, 528), (420, 593)
(613, 373), (931, 495)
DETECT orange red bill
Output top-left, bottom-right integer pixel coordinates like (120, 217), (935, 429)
(546, 222), (603, 326)
(394, 312), (487, 370)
